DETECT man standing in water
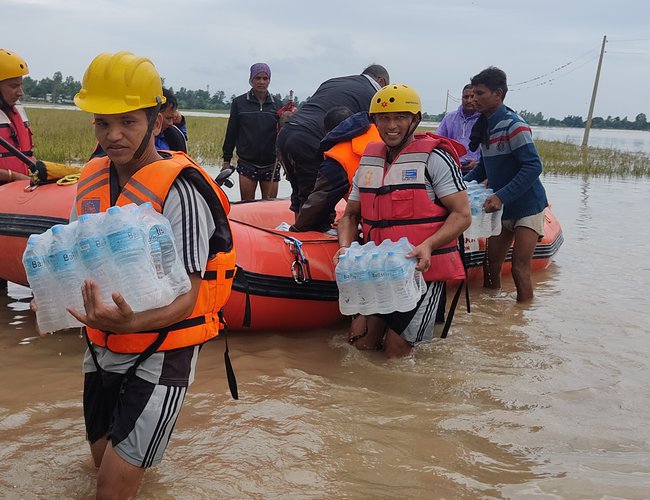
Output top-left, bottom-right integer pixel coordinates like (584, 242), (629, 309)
(68, 51), (236, 497)
(336, 84), (470, 358)
(464, 66), (548, 302)
(222, 62), (281, 200)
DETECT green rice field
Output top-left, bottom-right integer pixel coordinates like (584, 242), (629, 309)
(25, 107), (650, 177)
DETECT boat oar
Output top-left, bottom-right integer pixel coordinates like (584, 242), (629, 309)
(0, 135), (36, 169)
(0, 136), (81, 185)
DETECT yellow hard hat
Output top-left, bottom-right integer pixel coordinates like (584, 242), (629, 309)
(369, 83), (421, 115)
(0, 49), (29, 81)
(74, 51), (166, 114)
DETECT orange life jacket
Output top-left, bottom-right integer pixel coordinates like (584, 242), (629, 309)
(357, 132), (466, 282)
(0, 104), (32, 175)
(323, 124), (382, 193)
(75, 151), (237, 354)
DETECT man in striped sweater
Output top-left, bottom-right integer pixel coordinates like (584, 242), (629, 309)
(463, 66), (548, 302)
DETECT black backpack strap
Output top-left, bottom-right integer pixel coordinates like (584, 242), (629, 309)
(120, 329), (169, 394)
(440, 280), (464, 339)
(219, 310), (239, 400)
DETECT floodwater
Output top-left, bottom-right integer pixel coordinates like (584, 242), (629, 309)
(531, 127), (650, 154)
(1, 175), (650, 499)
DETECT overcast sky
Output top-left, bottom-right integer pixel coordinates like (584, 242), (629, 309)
(5, 0), (650, 119)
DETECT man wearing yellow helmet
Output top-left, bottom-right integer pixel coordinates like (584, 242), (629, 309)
(66, 51), (236, 497)
(336, 84), (471, 358)
(0, 49), (33, 183)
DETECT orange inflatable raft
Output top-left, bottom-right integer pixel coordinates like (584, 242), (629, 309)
(223, 199), (563, 331)
(0, 183), (563, 332)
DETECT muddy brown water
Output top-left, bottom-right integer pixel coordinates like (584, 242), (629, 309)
(1, 175), (649, 499)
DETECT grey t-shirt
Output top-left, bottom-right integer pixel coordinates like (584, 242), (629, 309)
(81, 176), (216, 386)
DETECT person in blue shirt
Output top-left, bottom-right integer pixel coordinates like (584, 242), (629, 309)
(155, 88), (187, 152)
(464, 66), (548, 302)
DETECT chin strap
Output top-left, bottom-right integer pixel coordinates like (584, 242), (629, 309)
(132, 96), (163, 161)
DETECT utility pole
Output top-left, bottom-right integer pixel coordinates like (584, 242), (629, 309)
(444, 89), (449, 115)
(582, 35), (607, 147)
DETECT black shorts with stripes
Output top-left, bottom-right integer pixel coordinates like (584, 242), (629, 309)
(84, 371), (188, 468)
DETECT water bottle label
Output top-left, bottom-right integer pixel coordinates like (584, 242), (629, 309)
(26, 256), (47, 274)
(107, 227), (145, 253)
(149, 225), (175, 274)
(49, 249), (78, 271)
(78, 237), (107, 260)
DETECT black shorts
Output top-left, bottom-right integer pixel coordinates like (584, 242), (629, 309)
(84, 371), (187, 468)
(236, 159), (281, 182)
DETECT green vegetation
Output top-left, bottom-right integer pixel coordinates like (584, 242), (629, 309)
(27, 108), (229, 167)
(25, 107), (650, 177)
(519, 110), (650, 132)
(536, 140), (650, 177)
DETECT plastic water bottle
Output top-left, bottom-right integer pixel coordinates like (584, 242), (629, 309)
(24, 234), (67, 333)
(48, 224), (84, 328)
(470, 194), (482, 216)
(347, 241), (362, 260)
(104, 206), (162, 311)
(384, 250), (419, 312)
(335, 253), (357, 315)
(353, 253), (375, 314)
(394, 237), (426, 296)
(76, 213), (116, 305)
(138, 202), (190, 299)
(368, 252), (392, 313)
(139, 202), (176, 276)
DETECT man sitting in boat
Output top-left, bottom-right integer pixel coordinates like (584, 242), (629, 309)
(68, 51), (236, 498)
(336, 84), (471, 358)
(290, 107), (381, 232)
(0, 48), (33, 184)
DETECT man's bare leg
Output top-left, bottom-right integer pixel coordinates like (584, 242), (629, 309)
(352, 315), (386, 350)
(96, 442), (145, 500)
(260, 180), (279, 199)
(483, 230), (514, 289)
(510, 226), (538, 302)
(382, 329), (412, 358)
(238, 174), (258, 201)
(90, 436), (109, 468)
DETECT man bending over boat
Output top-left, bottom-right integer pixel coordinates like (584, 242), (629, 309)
(276, 64), (389, 216)
(68, 51), (236, 498)
(463, 66), (548, 302)
(336, 84), (470, 358)
(290, 107), (381, 232)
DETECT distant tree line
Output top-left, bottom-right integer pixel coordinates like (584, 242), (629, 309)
(20, 72), (650, 131)
(518, 109), (650, 131)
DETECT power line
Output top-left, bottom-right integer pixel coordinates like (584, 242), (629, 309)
(608, 37), (650, 42)
(510, 54), (599, 92)
(510, 47), (599, 87)
(607, 50), (650, 56)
